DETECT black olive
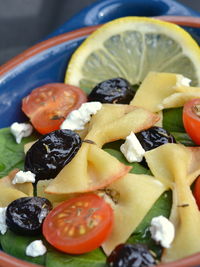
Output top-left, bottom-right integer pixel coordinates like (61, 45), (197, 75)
(136, 126), (176, 151)
(107, 243), (156, 267)
(6, 197), (52, 235)
(24, 129), (82, 181)
(88, 77), (135, 104)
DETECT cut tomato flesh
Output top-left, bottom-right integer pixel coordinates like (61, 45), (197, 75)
(42, 193), (114, 254)
(22, 83), (87, 134)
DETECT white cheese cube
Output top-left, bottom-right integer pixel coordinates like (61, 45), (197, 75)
(150, 215), (175, 248)
(120, 132), (145, 162)
(10, 122), (33, 144)
(26, 240), (47, 257)
(12, 170), (36, 184)
(60, 102), (102, 131)
(0, 207), (7, 235)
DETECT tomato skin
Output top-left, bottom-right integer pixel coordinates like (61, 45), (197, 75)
(193, 176), (200, 210)
(42, 193), (114, 254)
(22, 83), (87, 134)
(183, 98), (200, 145)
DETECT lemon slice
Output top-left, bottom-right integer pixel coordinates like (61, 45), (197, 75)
(65, 17), (200, 93)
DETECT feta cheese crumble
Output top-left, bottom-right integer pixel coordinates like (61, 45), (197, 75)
(150, 215), (175, 248)
(120, 132), (145, 162)
(10, 122), (33, 144)
(26, 240), (47, 257)
(60, 102), (102, 131)
(0, 207), (7, 235)
(12, 170), (36, 184)
(176, 75), (191, 87)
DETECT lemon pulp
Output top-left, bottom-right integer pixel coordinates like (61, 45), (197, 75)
(65, 17), (200, 93)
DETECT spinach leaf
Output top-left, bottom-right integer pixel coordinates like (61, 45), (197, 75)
(163, 108), (185, 133)
(0, 128), (38, 178)
(172, 132), (196, 146)
(46, 248), (106, 267)
(0, 128), (172, 266)
(0, 230), (46, 265)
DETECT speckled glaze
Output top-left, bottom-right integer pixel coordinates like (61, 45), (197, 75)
(1, 0), (200, 266)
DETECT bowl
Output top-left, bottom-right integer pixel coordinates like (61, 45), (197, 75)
(1, 0), (200, 128)
(1, 1), (200, 267)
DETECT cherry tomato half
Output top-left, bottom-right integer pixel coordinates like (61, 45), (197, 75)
(183, 98), (200, 145)
(22, 83), (87, 134)
(193, 176), (200, 210)
(42, 193), (114, 254)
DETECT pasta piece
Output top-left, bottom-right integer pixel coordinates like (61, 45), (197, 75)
(154, 111), (163, 127)
(37, 179), (80, 204)
(162, 178), (200, 262)
(0, 169), (33, 206)
(45, 143), (131, 194)
(0, 169), (33, 197)
(145, 144), (200, 262)
(87, 105), (159, 147)
(88, 104), (135, 131)
(24, 141), (35, 154)
(130, 72), (183, 112)
(155, 80), (200, 109)
(187, 146), (200, 184)
(101, 173), (166, 255)
(160, 92), (200, 109)
(45, 105), (159, 194)
(144, 143), (191, 188)
(0, 187), (27, 207)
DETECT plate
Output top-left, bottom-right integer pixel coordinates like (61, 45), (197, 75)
(1, 0), (200, 266)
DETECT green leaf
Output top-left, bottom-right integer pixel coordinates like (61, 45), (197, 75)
(0, 128), (38, 178)
(46, 248), (106, 267)
(128, 190), (172, 259)
(163, 108), (185, 133)
(0, 230), (46, 265)
(0, 125), (173, 265)
(172, 132), (196, 146)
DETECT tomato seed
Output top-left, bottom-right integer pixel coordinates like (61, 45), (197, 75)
(68, 227), (75, 236)
(84, 202), (89, 207)
(47, 91), (52, 96)
(79, 225), (86, 235)
(57, 213), (66, 219)
(63, 226), (69, 233)
(76, 202), (83, 206)
(35, 98), (41, 103)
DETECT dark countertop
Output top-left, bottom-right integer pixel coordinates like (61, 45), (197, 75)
(0, 0), (200, 66)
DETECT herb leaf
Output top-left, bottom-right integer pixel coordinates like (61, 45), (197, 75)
(0, 128), (38, 178)
(0, 230), (46, 265)
(163, 108), (185, 133)
(46, 248), (106, 267)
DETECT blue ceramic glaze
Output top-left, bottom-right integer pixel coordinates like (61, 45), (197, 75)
(0, 0), (200, 128)
(0, 36), (86, 127)
(47, 0), (200, 38)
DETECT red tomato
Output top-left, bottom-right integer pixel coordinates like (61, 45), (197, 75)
(193, 176), (200, 210)
(183, 98), (200, 145)
(42, 193), (114, 254)
(22, 83), (87, 134)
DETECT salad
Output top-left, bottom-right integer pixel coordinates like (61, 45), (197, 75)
(1, 16), (200, 267)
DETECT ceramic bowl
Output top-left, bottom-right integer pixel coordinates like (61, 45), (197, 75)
(1, 1), (200, 267)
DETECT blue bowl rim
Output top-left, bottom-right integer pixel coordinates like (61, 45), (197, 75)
(1, 15), (200, 267)
(1, 16), (200, 78)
